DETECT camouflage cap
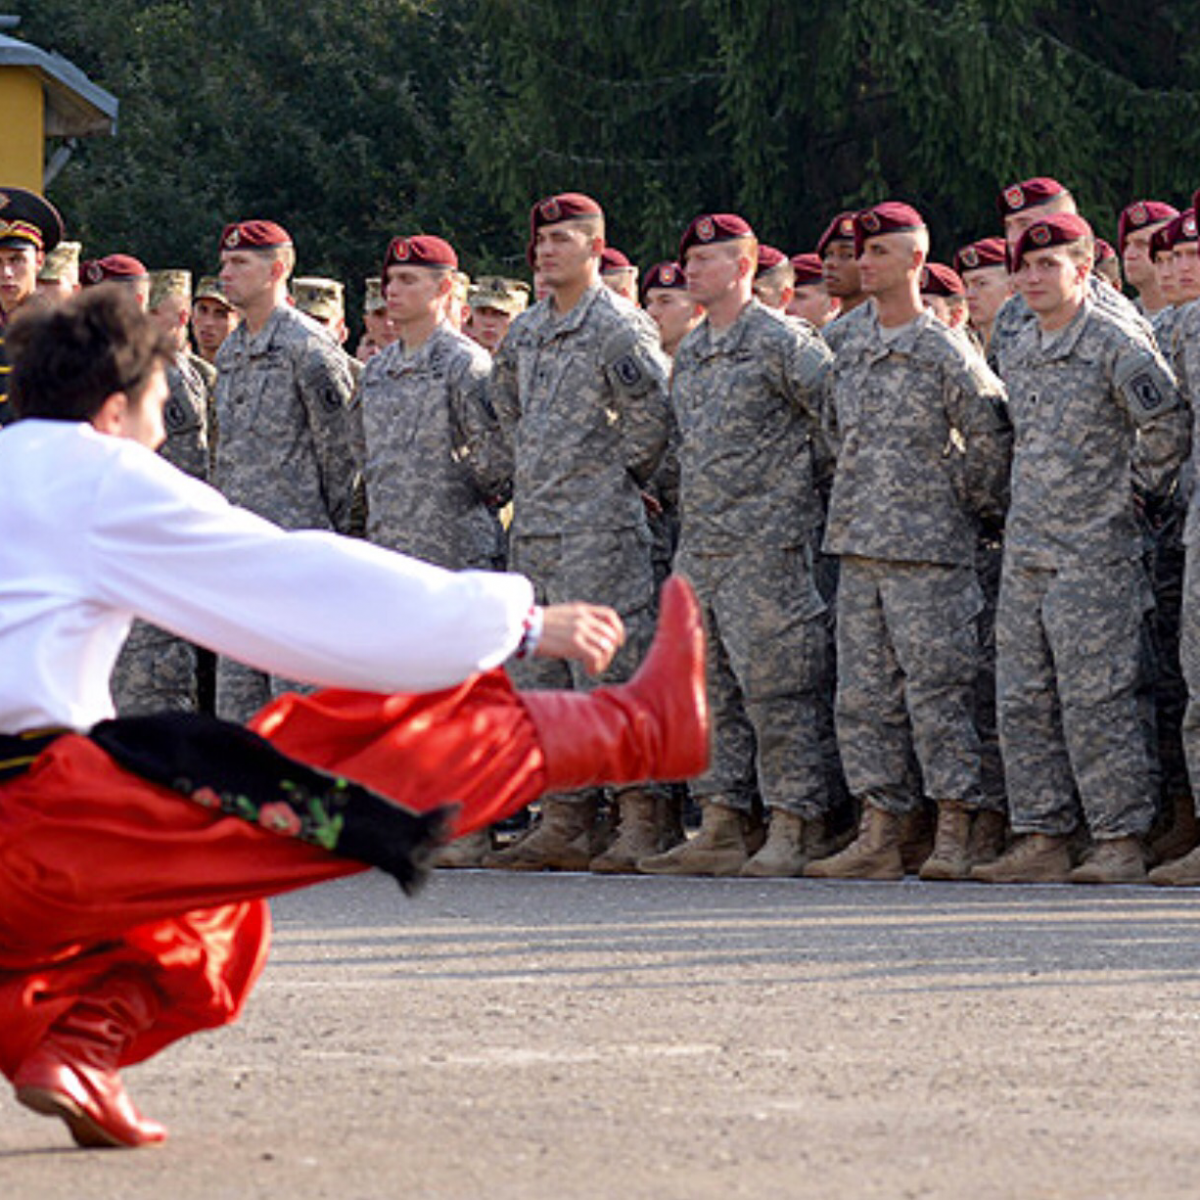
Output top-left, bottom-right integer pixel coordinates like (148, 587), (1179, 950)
(148, 268), (192, 309)
(467, 275), (531, 315)
(194, 276), (234, 308)
(292, 276), (345, 322)
(363, 276), (387, 313)
(38, 239), (82, 282)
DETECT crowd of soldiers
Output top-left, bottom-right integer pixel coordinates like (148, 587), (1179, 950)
(2, 173), (1199, 888)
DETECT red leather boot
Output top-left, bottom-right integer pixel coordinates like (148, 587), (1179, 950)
(13, 972), (168, 1149)
(520, 576), (710, 790)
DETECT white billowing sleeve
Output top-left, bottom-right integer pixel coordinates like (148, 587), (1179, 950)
(87, 443), (535, 693)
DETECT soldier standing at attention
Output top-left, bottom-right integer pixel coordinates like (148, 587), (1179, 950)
(786, 253), (841, 330)
(752, 244), (795, 311)
(953, 237), (1011, 356)
(818, 211), (868, 319)
(35, 239), (81, 302)
(1119, 200), (1178, 321)
(190, 276), (238, 368)
(211, 220), (360, 722)
(806, 202), (1012, 882)
(0, 187), (64, 422)
(485, 192), (674, 873)
(973, 214), (1187, 884)
(641, 260), (704, 357)
(465, 276), (530, 353)
(600, 247), (640, 303)
(637, 214), (836, 877)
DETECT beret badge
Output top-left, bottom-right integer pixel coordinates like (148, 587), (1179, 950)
(860, 211), (881, 234)
(1186, 215), (1198, 239)
(1030, 225), (1052, 246)
(660, 264), (677, 285)
(224, 228), (241, 249)
(394, 238), (410, 261)
(1004, 185), (1025, 211)
(839, 217), (854, 237)
(1129, 202), (1148, 227)
(85, 262), (105, 283)
(961, 247), (979, 268)
(696, 217), (716, 242)
(540, 198), (561, 223)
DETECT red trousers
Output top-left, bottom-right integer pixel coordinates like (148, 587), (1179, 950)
(0, 670), (545, 1079)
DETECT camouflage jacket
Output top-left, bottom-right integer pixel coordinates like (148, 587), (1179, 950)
(671, 300), (832, 552)
(489, 283), (672, 537)
(358, 323), (507, 571)
(995, 298), (1187, 565)
(213, 304), (359, 532)
(823, 304), (1012, 567)
(160, 353), (210, 481)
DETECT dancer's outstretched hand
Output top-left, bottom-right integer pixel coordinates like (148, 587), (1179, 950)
(536, 603), (626, 676)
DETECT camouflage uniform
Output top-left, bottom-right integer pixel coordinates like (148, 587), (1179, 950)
(995, 299), (1186, 839)
(671, 300), (833, 820)
(823, 305), (1012, 814)
(110, 353), (212, 715)
(211, 304), (359, 721)
(489, 282), (672, 824)
(358, 323), (508, 571)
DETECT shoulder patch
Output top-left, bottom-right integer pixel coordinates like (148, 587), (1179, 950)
(163, 396), (188, 431)
(612, 354), (643, 387)
(1127, 370), (1168, 414)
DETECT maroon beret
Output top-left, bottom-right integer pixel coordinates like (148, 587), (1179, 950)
(678, 213), (754, 262)
(953, 237), (1007, 275)
(220, 220), (292, 252)
(1151, 223), (1176, 262)
(1151, 212), (1196, 261)
(382, 234), (458, 275)
(81, 254), (149, 287)
(852, 202), (926, 257)
(0, 186), (64, 253)
(919, 262), (965, 297)
(755, 244), (788, 276)
(1009, 213), (1093, 272)
(641, 260), (687, 295)
(790, 252), (824, 286)
(997, 177), (1068, 219)
(816, 211), (857, 259)
(1117, 200), (1179, 255)
(1093, 238), (1117, 263)
(600, 247), (633, 273)
(527, 192), (604, 266)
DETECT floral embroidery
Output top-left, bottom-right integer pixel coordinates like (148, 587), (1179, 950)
(191, 786), (222, 809)
(258, 802), (303, 836)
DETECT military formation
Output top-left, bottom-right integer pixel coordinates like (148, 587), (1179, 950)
(4, 173), (1200, 887)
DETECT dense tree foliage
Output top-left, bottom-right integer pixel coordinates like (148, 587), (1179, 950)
(11, 0), (1200, 325)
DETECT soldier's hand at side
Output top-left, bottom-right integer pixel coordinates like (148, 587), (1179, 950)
(535, 604), (626, 676)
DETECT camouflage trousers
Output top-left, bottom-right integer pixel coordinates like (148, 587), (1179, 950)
(110, 621), (198, 716)
(215, 659), (315, 726)
(835, 556), (983, 814)
(997, 557), (1155, 839)
(508, 528), (659, 807)
(676, 544), (829, 819)
(974, 536), (1007, 814)
(1175, 543), (1200, 811)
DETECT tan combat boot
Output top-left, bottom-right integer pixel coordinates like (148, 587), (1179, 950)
(433, 827), (494, 869)
(918, 801), (973, 881)
(966, 808), (1007, 866)
(590, 790), (659, 874)
(969, 833), (1071, 883)
(481, 796), (595, 872)
(1070, 835), (1146, 884)
(1148, 843), (1200, 886)
(803, 803), (904, 880)
(898, 805), (935, 875)
(637, 802), (747, 876)
(740, 810), (810, 878)
(1149, 794), (1198, 866)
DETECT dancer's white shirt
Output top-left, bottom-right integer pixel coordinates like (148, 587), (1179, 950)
(0, 420), (534, 733)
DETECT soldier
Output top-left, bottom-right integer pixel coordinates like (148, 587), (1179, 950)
(641, 260), (703, 356)
(805, 202), (1012, 882)
(358, 234), (511, 867)
(752, 244), (795, 311)
(293, 276), (349, 346)
(35, 239), (81, 301)
(972, 213), (1187, 884)
(919, 262), (969, 330)
(1093, 238), (1122, 290)
(818, 211), (867, 317)
(444, 269), (471, 332)
(637, 213), (836, 877)
(485, 191), (674, 873)
(81, 255), (152, 304)
(465, 275), (530, 352)
(953, 237), (1011, 355)
(1118, 200), (1178, 320)
(990, 176), (1151, 368)
(0, 186), (64, 421)
(600, 246), (639, 302)
(786, 252), (841, 329)
(190, 275), (238, 367)
(358, 276), (396, 361)
(211, 219), (360, 722)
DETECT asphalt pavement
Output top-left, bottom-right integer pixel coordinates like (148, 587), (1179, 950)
(4, 870), (1200, 1199)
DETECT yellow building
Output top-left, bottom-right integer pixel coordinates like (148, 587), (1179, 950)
(0, 16), (117, 190)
